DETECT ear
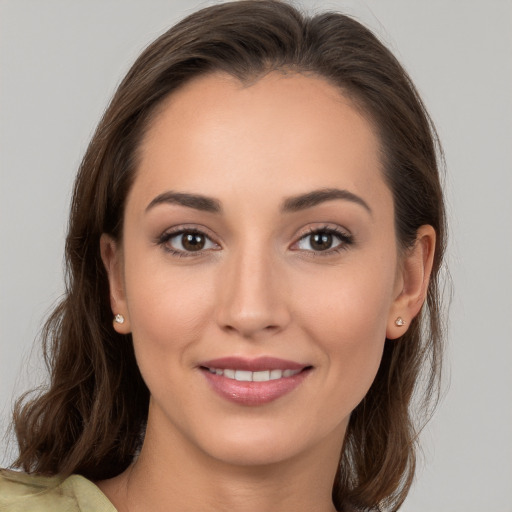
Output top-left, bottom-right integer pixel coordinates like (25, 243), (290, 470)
(386, 225), (436, 339)
(100, 234), (131, 334)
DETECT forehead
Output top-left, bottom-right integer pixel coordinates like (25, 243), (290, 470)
(130, 71), (389, 214)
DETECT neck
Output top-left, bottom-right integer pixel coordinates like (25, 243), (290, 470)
(99, 409), (344, 512)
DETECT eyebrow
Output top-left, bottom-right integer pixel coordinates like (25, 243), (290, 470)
(145, 187), (371, 216)
(281, 188), (372, 215)
(145, 191), (222, 213)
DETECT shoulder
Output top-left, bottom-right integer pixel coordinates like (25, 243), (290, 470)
(0, 469), (116, 512)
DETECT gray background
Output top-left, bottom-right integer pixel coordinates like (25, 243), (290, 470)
(1, 1), (511, 511)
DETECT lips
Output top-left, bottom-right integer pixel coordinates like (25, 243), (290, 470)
(199, 357), (312, 405)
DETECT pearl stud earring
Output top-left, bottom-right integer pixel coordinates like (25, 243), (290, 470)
(395, 317), (406, 327)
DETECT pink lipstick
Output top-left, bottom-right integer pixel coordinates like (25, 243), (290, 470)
(199, 357), (312, 405)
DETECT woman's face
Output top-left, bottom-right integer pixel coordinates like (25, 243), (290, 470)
(104, 72), (407, 468)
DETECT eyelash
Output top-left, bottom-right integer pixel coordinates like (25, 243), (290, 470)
(157, 225), (354, 258)
(293, 226), (354, 256)
(157, 227), (219, 258)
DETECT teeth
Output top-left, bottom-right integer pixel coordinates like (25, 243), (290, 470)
(224, 369), (235, 379)
(234, 370), (252, 382)
(207, 367), (301, 382)
(270, 369), (282, 380)
(252, 370), (270, 382)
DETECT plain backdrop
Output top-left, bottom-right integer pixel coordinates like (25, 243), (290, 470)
(1, 1), (511, 511)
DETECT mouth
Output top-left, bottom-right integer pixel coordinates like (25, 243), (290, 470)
(198, 357), (313, 405)
(203, 367), (303, 382)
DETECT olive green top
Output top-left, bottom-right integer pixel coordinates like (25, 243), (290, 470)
(0, 469), (117, 512)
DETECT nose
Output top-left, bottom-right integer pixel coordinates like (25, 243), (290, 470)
(215, 244), (291, 339)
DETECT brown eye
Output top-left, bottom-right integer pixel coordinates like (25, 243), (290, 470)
(310, 232), (333, 251)
(295, 228), (353, 254)
(163, 229), (218, 254)
(181, 232), (206, 251)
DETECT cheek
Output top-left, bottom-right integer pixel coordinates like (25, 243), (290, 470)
(292, 259), (396, 405)
(122, 248), (215, 362)
(294, 253), (396, 333)
(123, 260), (219, 419)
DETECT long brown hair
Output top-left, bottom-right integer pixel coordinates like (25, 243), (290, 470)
(12, 2), (447, 510)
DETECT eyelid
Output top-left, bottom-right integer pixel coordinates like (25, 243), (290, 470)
(290, 224), (354, 254)
(156, 224), (222, 256)
(155, 223), (353, 257)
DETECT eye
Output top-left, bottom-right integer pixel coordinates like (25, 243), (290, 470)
(159, 229), (219, 255)
(294, 227), (353, 253)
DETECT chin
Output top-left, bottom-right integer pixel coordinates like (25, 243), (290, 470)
(189, 412), (348, 469)
(201, 434), (306, 467)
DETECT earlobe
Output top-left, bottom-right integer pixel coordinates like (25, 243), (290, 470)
(100, 234), (131, 334)
(386, 225), (436, 339)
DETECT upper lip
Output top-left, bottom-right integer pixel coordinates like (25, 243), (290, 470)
(199, 356), (308, 372)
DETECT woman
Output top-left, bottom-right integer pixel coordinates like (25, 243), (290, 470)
(0, 1), (446, 511)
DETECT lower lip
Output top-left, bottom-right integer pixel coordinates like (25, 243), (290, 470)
(201, 369), (311, 405)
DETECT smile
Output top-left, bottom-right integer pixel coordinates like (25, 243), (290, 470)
(199, 357), (312, 405)
(205, 368), (301, 382)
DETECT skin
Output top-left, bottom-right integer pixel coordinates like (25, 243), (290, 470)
(99, 72), (435, 512)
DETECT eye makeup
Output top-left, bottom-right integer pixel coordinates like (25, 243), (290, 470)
(292, 225), (354, 257)
(155, 222), (354, 259)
